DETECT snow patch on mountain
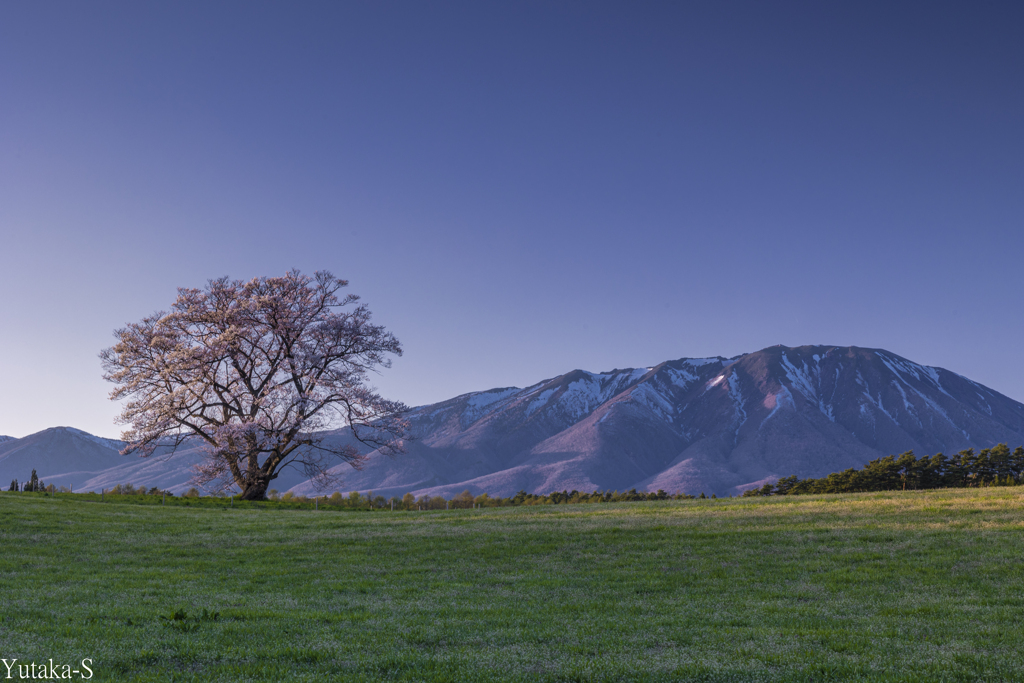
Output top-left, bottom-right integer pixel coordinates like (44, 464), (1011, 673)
(728, 374), (747, 440)
(891, 380), (914, 413)
(870, 392), (895, 422)
(537, 369), (652, 421)
(684, 358), (722, 367)
(462, 388), (521, 422)
(901, 381), (965, 438)
(628, 383), (675, 421)
(61, 427), (124, 451)
(518, 381), (548, 397)
(525, 389), (556, 416)
(781, 353), (818, 402)
(876, 352), (954, 400)
(761, 384), (794, 427)
(465, 388), (519, 409)
(664, 367), (698, 388)
(554, 381), (606, 420)
(780, 352), (841, 422)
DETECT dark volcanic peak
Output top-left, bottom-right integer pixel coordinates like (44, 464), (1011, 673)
(4, 346), (1023, 498)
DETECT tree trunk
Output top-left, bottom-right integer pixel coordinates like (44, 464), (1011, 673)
(240, 479), (270, 500)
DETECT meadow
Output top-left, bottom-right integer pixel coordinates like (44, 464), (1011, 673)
(1, 488), (1022, 682)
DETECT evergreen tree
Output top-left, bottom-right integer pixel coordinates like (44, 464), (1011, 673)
(920, 453), (947, 489)
(875, 455), (902, 490)
(895, 451), (921, 490)
(974, 448), (994, 484)
(9, 479), (17, 492)
(945, 449), (973, 488)
(989, 444), (1012, 482)
(774, 475), (799, 495)
(1011, 446), (1024, 483)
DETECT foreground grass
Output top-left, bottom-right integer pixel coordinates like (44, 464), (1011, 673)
(1, 489), (1022, 681)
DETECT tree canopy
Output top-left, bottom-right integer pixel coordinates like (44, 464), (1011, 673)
(101, 270), (407, 499)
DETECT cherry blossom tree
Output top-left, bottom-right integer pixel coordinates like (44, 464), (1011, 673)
(101, 271), (407, 500)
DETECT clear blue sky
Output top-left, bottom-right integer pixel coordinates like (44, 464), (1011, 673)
(1, 2), (1022, 438)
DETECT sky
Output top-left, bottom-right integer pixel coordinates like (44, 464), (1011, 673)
(1, 1), (1022, 438)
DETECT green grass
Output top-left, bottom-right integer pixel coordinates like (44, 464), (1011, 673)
(1, 488), (1023, 682)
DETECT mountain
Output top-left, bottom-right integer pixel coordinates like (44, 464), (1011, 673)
(3, 346), (1023, 497)
(0, 427), (127, 489)
(288, 345), (1024, 498)
(0, 427), (326, 494)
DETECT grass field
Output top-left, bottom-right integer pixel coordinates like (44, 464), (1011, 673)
(1, 488), (1023, 682)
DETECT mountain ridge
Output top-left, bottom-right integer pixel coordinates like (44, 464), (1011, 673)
(2, 345), (1023, 497)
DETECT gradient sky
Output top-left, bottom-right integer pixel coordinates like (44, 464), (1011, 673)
(1, 2), (1022, 438)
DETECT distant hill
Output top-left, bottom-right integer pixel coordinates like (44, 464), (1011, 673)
(0, 427), (127, 489)
(4, 346), (1023, 497)
(0, 428), (313, 494)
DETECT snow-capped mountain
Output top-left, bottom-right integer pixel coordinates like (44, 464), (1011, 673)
(4, 346), (1023, 497)
(290, 345), (1024, 497)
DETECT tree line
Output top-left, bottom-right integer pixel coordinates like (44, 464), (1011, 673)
(3, 479), (698, 509)
(8, 469), (50, 493)
(264, 487), (697, 509)
(742, 444), (1024, 497)
(388, 488), (698, 510)
(9, 444), (1022, 504)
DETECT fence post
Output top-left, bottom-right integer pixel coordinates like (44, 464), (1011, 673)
(315, 497), (318, 511)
